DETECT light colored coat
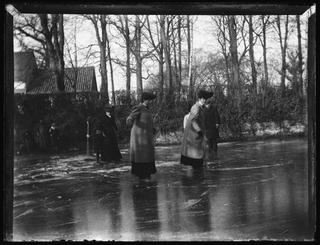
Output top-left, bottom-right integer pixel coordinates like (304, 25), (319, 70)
(126, 104), (155, 163)
(183, 113), (190, 129)
(181, 102), (206, 159)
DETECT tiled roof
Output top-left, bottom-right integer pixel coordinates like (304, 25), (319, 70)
(14, 51), (37, 83)
(27, 66), (98, 94)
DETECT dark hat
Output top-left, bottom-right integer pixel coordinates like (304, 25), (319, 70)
(104, 104), (113, 112)
(197, 89), (207, 99)
(205, 91), (213, 100)
(141, 92), (156, 101)
(197, 89), (213, 99)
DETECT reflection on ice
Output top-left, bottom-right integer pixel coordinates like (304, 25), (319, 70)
(13, 138), (311, 241)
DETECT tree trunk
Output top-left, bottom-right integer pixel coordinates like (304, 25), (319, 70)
(99, 15), (109, 102)
(106, 24), (116, 105)
(228, 16), (241, 107)
(125, 15), (131, 103)
(172, 18), (178, 94)
(262, 16), (269, 86)
(39, 14), (65, 92)
(178, 15), (182, 101)
(56, 14), (65, 92)
(260, 15), (269, 108)
(187, 16), (194, 99)
(135, 15), (143, 102)
(160, 15), (172, 99)
(277, 15), (289, 97)
(100, 46), (108, 99)
(73, 19), (78, 97)
(296, 15), (303, 99)
(215, 16), (231, 96)
(248, 16), (257, 96)
(159, 42), (164, 101)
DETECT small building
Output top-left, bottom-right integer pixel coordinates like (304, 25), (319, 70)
(14, 51), (98, 96)
(27, 66), (98, 95)
(14, 51), (38, 94)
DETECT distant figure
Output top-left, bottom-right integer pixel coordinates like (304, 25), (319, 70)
(126, 92), (157, 182)
(21, 130), (33, 153)
(180, 90), (212, 169)
(100, 104), (122, 163)
(49, 123), (60, 152)
(204, 97), (221, 161)
(35, 120), (48, 151)
(92, 115), (105, 163)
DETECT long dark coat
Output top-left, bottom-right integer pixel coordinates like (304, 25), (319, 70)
(95, 114), (122, 162)
(126, 104), (155, 164)
(181, 102), (206, 159)
(204, 103), (220, 140)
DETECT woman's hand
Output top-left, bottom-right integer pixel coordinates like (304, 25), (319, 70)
(197, 131), (203, 138)
(126, 117), (133, 127)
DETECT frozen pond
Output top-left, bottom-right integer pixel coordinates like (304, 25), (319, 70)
(13, 138), (312, 241)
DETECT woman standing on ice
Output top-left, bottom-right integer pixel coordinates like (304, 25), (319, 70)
(180, 90), (212, 169)
(93, 104), (122, 163)
(126, 92), (157, 182)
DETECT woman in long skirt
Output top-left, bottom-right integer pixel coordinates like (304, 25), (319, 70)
(126, 92), (157, 181)
(180, 90), (212, 169)
(101, 105), (122, 162)
(93, 104), (122, 163)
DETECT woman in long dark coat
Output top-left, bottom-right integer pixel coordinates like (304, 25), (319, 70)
(98, 105), (122, 163)
(126, 92), (157, 181)
(92, 115), (104, 163)
(180, 90), (212, 169)
(204, 97), (221, 161)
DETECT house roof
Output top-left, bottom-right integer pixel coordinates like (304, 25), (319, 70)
(27, 66), (98, 94)
(14, 51), (37, 83)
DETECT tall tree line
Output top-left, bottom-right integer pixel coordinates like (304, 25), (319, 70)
(14, 14), (305, 108)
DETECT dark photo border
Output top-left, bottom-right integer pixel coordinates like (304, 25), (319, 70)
(3, 0), (317, 241)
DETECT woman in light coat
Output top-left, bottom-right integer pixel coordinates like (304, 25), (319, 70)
(180, 90), (212, 169)
(126, 92), (157, 181)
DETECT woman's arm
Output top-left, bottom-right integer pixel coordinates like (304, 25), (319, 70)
(190, 105), (202, 133)
(126, 106), (141, 127)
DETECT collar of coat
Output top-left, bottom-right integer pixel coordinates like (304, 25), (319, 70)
(140, 103), (149, 110)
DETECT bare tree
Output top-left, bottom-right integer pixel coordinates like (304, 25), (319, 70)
(65, 15), (94, 97)
(132, 15), (144, 101)
(160, 15), (174, 99)
(296, 15), (303, 99)
(171, 16), (179, 94)
(275, 15), (289, 97)
(177, 15), (182, 100)
(228, 16), (241, 107)
(256, 15), (271, 108)
(87, 14), (109, 102)
(187, 15), (194, 99)
(146, 16), (164, 100)
(112, 15), (132, 102)
(105, 18), (116, 105)
(212, 16), (231, 94)
(259, 15), (270, 88)
(247, 15), (257, 96)
(14, 14), (49, 68)
(38, 14), (65, 92)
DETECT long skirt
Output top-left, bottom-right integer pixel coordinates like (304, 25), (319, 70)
(101, 137), (122, 162)
(131, 162), (157, 179)
(180, 155), (203, 169)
